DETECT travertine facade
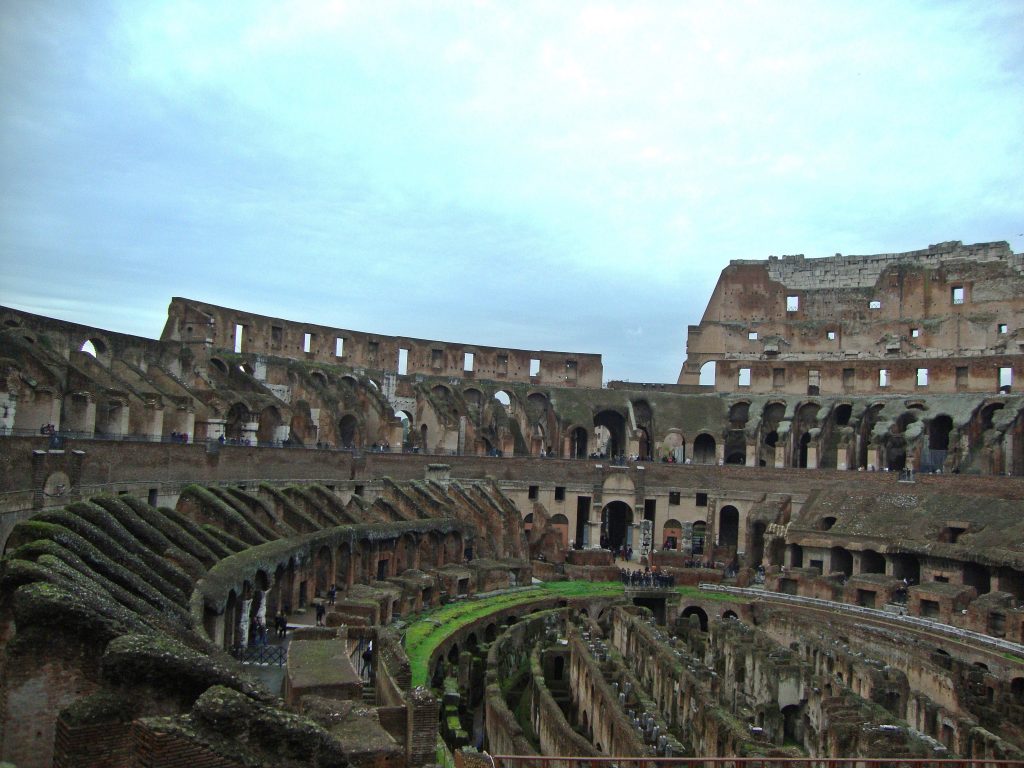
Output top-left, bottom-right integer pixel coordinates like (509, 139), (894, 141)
(679, 241), (1023, 396)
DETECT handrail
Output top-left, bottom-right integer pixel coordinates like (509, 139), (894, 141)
(699, 583), (1024, 657)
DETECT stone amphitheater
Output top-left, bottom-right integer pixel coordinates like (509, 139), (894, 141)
(1, 241), (1022, 767)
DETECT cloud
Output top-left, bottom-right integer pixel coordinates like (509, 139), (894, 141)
(1, 0), (1022, 382)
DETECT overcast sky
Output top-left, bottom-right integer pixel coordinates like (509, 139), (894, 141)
(1, 1), (1022, 383)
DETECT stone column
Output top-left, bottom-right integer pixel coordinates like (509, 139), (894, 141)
(241, 419), (259, 445)
(745, 440), (757, 467)
(203, 418), (226, 442)
(144, 403), (164, 442)
(0, 392), (15, 433)
(805, 442), (818, 469)
(774, 443), (786, 469)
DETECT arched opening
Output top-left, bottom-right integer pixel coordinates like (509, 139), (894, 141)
(681, 605), (709, 632)
(692, 433), (716, 465)
(602, 500), (633, 554)
(484, 623), (497, 643)
(1011, 678), (1024, 704)
(728, 402), (750, 428)
(549, 513), (570, 549)
(860, 550), (885, 574)
(781, 704), (802, 745)
(447, 644), (460, 664)
(699, 361), (716, 386)
(594, 410), (627, 459)
(420, 423), (429, 452)
(830, 547), (853, 577)
(929, 415), (953, 451)
(819, 516), (837, 531)
(798, 431), (811, 468)
(256, 406), (282, 445)
(723, 610), (739, 620)
(834, 404), (852, 426)
(718, 505), (739, 548)
(225, 402), (251, 442)
(859, 404), (885, 469)
(662, 518), (682, 551)
(80, 338), (107, 359)
(395, 409), (413, 448)
(493, 390), (511, 408)
(310, 370), (329, 388)
(692, 520), (707, 555)
(570, 426), (588, 459)
(338, 414), (360, 448)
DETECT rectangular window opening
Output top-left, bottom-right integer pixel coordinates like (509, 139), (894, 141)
(528, 485), (538, 500)
(772, 368), (785, 388)
(335, 337), (344, 357)
(463, 352), (474, 372)
(869, 300), (882, 310)
(843, 368), (855, 390)
(738, 368), (751, 386)
(234, 324), (244, 353)
(951, 286), (964, 305)
(999, 367), (1013, 390)
(917, 368), (929, 387)
(879, 369), (890, 388)
(271, 325), (283, 348)
(554, 486), (565, 502)
(668, 491), (681, 506)
(696, 492), (708, 507)
(398, 348), (409, 375)
(431, 349), (443, 369)
(911, 328), (920, 338)
(786, 295), (799, 312)
(827, 330), (836, 340)
(998, 323), (1008, 334)
(303, 332), (312, 353)
(529, 358), (540, 377)
(748, 331), (758, 340)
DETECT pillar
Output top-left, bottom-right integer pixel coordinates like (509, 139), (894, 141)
(241, 419), (259, 445)
(774, 443), (786, 469)
(0, 392), (15, 433)
(203, 417), (226, 442)
(806, 442), (818, 469)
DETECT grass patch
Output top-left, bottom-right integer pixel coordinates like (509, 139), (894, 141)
(403, 580), (746, 685)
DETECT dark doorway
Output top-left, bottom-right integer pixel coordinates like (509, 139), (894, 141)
(603, 500), (633, 553)
(719, 506), (739, 548)
(570, 427), (588, 458)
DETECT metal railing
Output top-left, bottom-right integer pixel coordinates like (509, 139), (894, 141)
(230, 644), (286, 666)
(699, 584), (1024, 657)
(489, 757), (1024, 768)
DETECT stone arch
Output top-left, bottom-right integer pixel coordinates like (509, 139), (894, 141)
(338, 413), (361, 448)
(728, 401), (750, 428)
(568, 425), (588, 458)
(594, 409), (627, 458)
(662, 518), (682, 550)
(289, 400), (316, 446)
(723, 609), (739, 620)
(692, 433), (716, 465)
(718, 505), (739, 548)
(309, 370), (329, 388)
(256, 405), (283, 445)
(225, 402), (252, 441)
(549, 513), (570, 549)
(699, 360), (716, 386)
(929, 414), (953, 451)
(662, 429), (685, 462)
(78, 335), (112, 366)
(681, 605), (709, 632)
(692, 520), (707, 555)
(209, 357), (229, 375)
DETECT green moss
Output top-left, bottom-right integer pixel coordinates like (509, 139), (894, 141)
(180, 485), (267, 545)
(120, 496), (218, 567)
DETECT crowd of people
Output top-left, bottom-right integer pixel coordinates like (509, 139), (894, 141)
(621, 567), (676, 588)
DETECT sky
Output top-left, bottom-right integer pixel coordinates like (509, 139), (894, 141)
(1, 1), (1022, 384)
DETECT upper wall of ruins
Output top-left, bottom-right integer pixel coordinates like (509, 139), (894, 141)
(161, 298), (603, 388)
(679, 241), (1024, 395)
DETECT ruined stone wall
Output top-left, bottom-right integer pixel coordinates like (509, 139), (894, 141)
(679, 241), (1024, 395)
(162, 297), (603, 388)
